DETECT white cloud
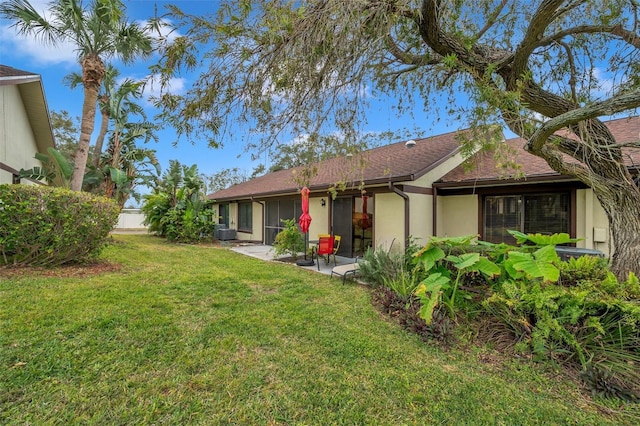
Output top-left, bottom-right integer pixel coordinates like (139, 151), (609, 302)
(137, 18), (180, 46)
(0, 0), (79, 65)
(591, 67), (615, 99)
(141, 73), (186, 105)
(0, 23), (78, 65)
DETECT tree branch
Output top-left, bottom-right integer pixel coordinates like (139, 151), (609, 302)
(473, 0), (509, 42)
(512, 0), (565, 80)
(538, 24), (640, 49)
(384, 34), (438, 66)
(527, 89), (640, 153)
(557, 40), (578, 104)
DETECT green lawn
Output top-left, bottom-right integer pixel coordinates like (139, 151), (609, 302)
(1, 235), (637, 424)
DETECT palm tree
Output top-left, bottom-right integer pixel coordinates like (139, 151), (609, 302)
(103, 120), (160, 206)
(64, 65), (145, 170)
(0, 0), (153, 191)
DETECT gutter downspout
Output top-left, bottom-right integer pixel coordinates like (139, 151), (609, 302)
(251, 196), (265, 244)
(389, 182), (410, 250)
(432, 186), (438, 238)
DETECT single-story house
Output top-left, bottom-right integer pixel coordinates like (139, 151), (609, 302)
(0, 64), (55, 185)
(207, 116), (640, 258)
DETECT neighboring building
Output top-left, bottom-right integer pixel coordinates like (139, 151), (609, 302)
(0, 65), (55, 185)
(207, 117), (640, 258)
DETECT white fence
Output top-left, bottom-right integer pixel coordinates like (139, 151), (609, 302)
(116, 208), (147, 230)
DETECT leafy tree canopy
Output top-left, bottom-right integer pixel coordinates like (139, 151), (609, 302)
(153, 1), (640, 278)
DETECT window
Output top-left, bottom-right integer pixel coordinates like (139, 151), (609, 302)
(484, 192), (570, 243)
(264, 199), (302, 245)
(219, 203), (229, 226)
(238, 202), (253, 232)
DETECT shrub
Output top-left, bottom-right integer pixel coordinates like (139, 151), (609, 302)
(383, 268), (421, 304)
(409, 231), (640, 400)
(272, 218), (305, 259)
(558, 255), (610, 287)
(160, 202), (216, 243)
(0, 184), (119, 266)
(484, 271), (640, 400)
(358, 245), (405, 287)
(371, 286), (454, 344)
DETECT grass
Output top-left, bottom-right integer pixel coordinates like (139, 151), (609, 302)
(1, 234), (638, 424)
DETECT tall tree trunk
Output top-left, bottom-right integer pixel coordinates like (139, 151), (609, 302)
(591, 180), (640, 280)
(530, 123), (640, 281)
(70, 55), (105, 191)
(92, 99), (110, 169)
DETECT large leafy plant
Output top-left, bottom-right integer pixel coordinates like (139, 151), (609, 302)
(414, 235), (500, 324)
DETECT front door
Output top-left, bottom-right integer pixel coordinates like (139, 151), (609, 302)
(332, 197), (353, 257)
(332, 195), (374, 257)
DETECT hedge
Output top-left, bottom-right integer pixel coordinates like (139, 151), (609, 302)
(0, 184), (119, 266)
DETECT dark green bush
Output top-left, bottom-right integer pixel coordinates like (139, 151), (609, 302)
(408, 233), (640, 400)
(0, 184), (119, 266)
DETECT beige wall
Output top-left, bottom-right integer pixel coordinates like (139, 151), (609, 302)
(437, 194), (479, 238)
(402, 152), (469, 246)
(308, 197), (329, 238)
(576, 188), (611, 256)
(408, 192), (433, 246)
(0, 85), (41, 184)
(374, 192), (405, 253)
(230, 201), (264, 242)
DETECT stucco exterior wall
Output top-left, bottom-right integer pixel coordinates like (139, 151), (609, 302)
(403, 152), (468, 245)
(411, 152), (467, 188)
(0, 85), (40, 184)
(408, 192), (433, 246)
(576, 188), (611, 256)
(374, 192), (405, 253)
(231, 201), (264, 242)
(308, 197), (328, 238)
(437, 194), (479, 238)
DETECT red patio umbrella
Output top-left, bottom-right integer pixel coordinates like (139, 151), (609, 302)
(299, 187), (312, 233)
(297, 187), (314, 265)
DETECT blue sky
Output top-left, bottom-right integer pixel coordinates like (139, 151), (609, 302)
(0, 0), (462, 179)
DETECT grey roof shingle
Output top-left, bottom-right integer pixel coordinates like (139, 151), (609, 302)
(208, 129), (468, 200)
(0, 64), (40, 83)
(439, 116), (640, 186)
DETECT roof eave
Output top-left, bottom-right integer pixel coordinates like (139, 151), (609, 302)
(411, 145), (464, 181)
(433, 173), (578, 189)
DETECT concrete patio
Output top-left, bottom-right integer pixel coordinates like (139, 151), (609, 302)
(230, 243), (359, 278)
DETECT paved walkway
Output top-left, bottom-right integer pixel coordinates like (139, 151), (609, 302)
(230, 243), (358, 277)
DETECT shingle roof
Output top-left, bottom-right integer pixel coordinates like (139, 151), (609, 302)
(438, 116), (640, 186)
(207, 129), (468, 201)
(0, 64), (40, 83)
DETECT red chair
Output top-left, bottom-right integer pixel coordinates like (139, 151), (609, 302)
(314, 235), (336, 270)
